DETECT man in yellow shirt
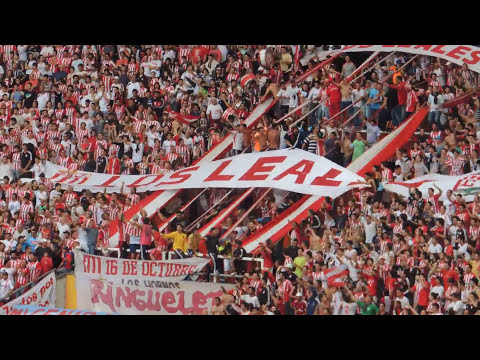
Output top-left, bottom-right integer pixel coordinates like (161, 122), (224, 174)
(163, 224), (187, 259)
(470, 253), (480, 278)
(279, 47), (292, 78)
(186, 229), (201, 257)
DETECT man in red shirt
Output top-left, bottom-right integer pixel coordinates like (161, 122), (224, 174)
(411, 274), (430, 313)
(293, 293), (307, 315)
(326, 80), (342, 119)
(388, 75), (407, 126)
(40, 252), (53, 274)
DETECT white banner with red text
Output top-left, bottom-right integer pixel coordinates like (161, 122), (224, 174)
(75, 274), (232, 315)
(74, 250), (210, 287)
(384, 171), (480, 203)
(0, 272), (56, 315)
(316, 45), (480, 74)
(44, 149), (367, 196)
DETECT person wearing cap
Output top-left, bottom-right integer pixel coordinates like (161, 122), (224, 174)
(292, 292), (307, 315)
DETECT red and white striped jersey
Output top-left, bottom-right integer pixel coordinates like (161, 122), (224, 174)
(11, 152), (21, 171)
(226, 72), (239, 83)
(127, 62), (139, 74)
(178, 48), (191, 64)
(122, 158), (134, 175)
(150, 163), (163, 175)
(109, 207), (120, 221)
(166, 152), (181, 164)
(248, 279), (261, 293)
(125, 222), (142, 237)
(15, 268), (30, 288)
(20, 201), (34, 221)
(58, 156), (71, 168)
(109, 144), (120, 158)
(381, 168), (393, 182)
(446, 156), (464, 176)
(175, 145), (190, 164)
(63, 192), (78, 207)
(27, 261), (42, 282)
(127, 193), (140, 205)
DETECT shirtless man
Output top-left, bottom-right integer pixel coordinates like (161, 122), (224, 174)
(267, 123), (280, 150)
(253, 125), (268, 152)
(342, 132), (353, 166)
(242, 124), (252, 152)
(444, 127), (456, 148)
(260, 80), (281, 103)
(211, 296), (226, 315)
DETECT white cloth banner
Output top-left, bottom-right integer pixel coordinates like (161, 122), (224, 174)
(384, 171), (480, 202)
(74, 250), (210, 287)
(44, 149), (367, 195)
(0, 271), (56, 315)
(316, 45), (480, 74)
(75, 273), (232, 315)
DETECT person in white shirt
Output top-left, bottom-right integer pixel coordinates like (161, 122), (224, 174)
(36, 89), (50, 111)
(240, 287), (261, 309)
(40, 45), (54, 57)
(150, 54), (162, 77)
(231, 124), (244, 155)
(0, 270), (14, 300)
(204, 54), (219, 75)
(162, 133), (176, 154)
(285, 83), (300, 110)
(126, 76), (140, 99)
(181, 65), (198, 92)
(428, 237), (443, 254)
(361, 215), (377, 244)
(395, 289), (411, 309)
(206, 97), (223, 121)
(447, 293), (465, 315)
(131, 139), (144, 163)
(430, 277), (444, 298)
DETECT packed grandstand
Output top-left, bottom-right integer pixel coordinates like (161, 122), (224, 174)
(0, 44), (480, 315)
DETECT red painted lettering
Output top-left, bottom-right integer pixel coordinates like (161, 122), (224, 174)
(127, 175), (163, 187)
(161, 291), (179, 313)
(238, 156), (286, 181)
(203, 161), (234, 182)
(149, 262), (156, 276)
(91, 279), (116, 313)
(164, 263), (173, 277)
(157, 262), (165, 277)
(122, 261), (129, 275)
(115, 286), (133, 309)
(463, 50), (480, 65)
(130, 261), (137, 275)
(132, 290), (147, 311)
(142, 262), (149, 276)
(395, 45), (413, 48)
(446, 46), (472, 60)
(414, 45), (432, 51)
(310, 168), (343, 187)
(180, 265), (190, 276)
(158, 167), (199, 185)
(273, 160), (314, 184)
(431, 45), (447, 55)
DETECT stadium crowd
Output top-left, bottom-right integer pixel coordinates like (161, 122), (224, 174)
(0, 45), (480, 315)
